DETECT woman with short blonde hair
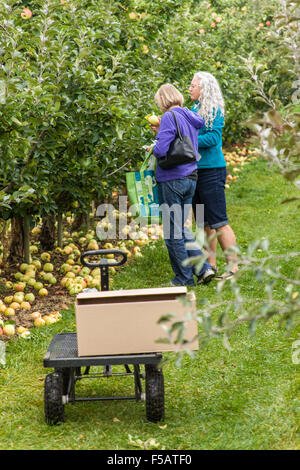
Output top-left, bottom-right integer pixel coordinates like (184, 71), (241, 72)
(147, 83), (215, 286)
(154, 84), (184, 113)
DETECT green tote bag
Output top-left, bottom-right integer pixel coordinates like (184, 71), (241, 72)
(126, 149), (161, 225)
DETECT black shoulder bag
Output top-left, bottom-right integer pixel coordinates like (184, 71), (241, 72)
(157, 111), (197, 170)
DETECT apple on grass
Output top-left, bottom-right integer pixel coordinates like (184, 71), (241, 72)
(25, 293), (35, 303)
(72, 265), (81, 274)
(13, 292), (25, 303)
(43, 263), (54, 273)
(60, 277), (68, 287)
(10, 302), (21, 311)
(20, 301), (31, 310)
(4, 296), (14, 305)
(34, 282), (44, 291)
(42, 315), (56, 325)
(29, 312), (41, 320)
(80, 267), (91, 276)
(41, 252), (51, 262)
(27, 278), (36, 287)
(48, 276), (57, 285)
(104, 242), (113, 249)
(91, 268), (100, 278)
(34, 317), (45, 327)
(5, 307), (15, 316)
(30, 245), (38, 254)
(38, 288), (48, 296)
(19, 330), (31, 339)
(60, 263), (72, 273)
(17, 326), (28, 335)
(20, 263), (29, 273)
(24, 269), (36, 278)
(13, 282), (26, 292)
(0, 304), (6, 313)
(87, 240), (99, 250)
(65, 272), (75, 279)
(3, 324), (15, 337)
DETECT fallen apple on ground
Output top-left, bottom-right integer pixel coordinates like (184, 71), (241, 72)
(3, 324), (15, 337)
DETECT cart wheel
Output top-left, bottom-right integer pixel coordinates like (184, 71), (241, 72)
(44, 372), (65, 425)
(145, 364), (164, 423)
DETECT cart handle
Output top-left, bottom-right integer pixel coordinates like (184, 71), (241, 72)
(80, 249), (127, 268)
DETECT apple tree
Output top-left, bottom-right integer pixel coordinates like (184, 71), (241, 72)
(0, 0), (291, 264)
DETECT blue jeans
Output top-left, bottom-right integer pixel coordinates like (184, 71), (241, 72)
(158, 177), (212, 286)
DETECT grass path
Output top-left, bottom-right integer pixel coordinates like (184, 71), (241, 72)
(0, 158), (299, 450)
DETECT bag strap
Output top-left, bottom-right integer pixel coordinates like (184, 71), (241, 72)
(140, 146), (153, 172)
(170, 111), (183, 140)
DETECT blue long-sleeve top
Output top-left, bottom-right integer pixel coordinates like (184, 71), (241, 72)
(191, 102), (226, 169)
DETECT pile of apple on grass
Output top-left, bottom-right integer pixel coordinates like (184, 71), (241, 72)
(0, 219), (163, 341)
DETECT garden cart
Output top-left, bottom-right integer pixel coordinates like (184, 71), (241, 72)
(43, 249), (165, 425)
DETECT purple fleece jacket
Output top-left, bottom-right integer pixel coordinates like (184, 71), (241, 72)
(153, 106), (205, 183)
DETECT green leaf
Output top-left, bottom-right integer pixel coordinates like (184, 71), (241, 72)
(157, 313), (177, 324)
(11, 117), (24, 126)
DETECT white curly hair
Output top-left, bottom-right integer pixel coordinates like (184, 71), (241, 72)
(193, 72), (225, 128)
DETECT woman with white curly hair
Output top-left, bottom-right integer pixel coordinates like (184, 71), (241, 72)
(189, 71), (238, 280)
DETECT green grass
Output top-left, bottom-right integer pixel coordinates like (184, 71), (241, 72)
(0, 158), (299, 450)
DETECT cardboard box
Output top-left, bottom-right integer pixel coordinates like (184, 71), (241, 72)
(75, 286), (198, 357)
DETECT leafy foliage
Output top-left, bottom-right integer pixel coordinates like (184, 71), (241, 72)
(243, 0), (300, 197)
(0, 0), (295, 263)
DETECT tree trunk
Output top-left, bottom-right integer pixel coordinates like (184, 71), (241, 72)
(57, 211), (63, 248)
(23, 215), (31, 264)
(40, 215), (56, 252)
(0, 218), (11, 267)
(7, 217), (24, 266)
(71, 212), (86, 232)
(85, 211), (90, 231)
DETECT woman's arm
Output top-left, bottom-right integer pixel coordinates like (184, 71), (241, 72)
(198, 126), (222, 148)
(197, 110), (224, 149)
(153, 113), (177, 157)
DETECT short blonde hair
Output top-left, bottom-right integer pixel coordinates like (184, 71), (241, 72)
(154, 83), (184, 112)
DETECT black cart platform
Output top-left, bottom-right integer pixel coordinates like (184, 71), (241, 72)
(43, 332), (164, 424)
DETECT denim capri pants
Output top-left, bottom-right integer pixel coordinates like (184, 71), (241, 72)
(192, 167), (228, 229)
